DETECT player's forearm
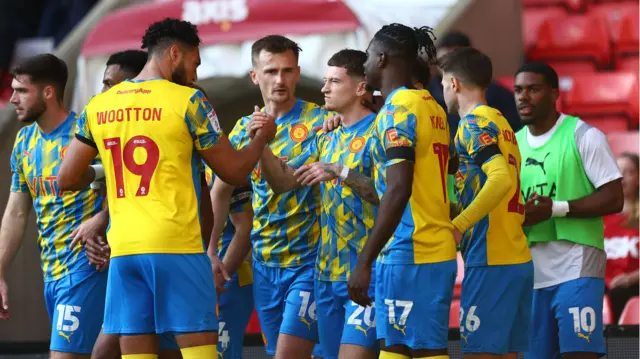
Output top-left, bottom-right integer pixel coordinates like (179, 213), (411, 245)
(223, 136), (269, 186)
(260, 147), (298, 194)
(358, 163), (413, 266)
(339, 164), (380, 205)
(565, 179), (624, 218)
(222, 231), (252, 276)
(208, 179), (233, 257)
(452, 156), (511, 232)
(0, 213), (28, 276)
(58, 166), (96, 191)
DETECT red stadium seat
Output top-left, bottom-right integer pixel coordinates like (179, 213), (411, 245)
(529, 14), (611, 69)
(616, 56), (639, 72)
(618, 296), (640, 325)
(563, 72), (639, 125)
(591, 2), (639, 55)
(607, 131), (639, 156)
(450, 299), (461, 329)
(522, 8), (567, 50)
(523, 0), (586, 12)
(603, 294), (613, 325)
(496, 76), (515, 92)
(584, 117), (631, 134)
(546, 61), (597, 76)
(246, 310), (261, 334)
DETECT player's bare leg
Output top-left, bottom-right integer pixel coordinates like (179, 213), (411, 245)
(339, 344), (377, 359)
(274, 334), (315, 359)
(158, 350), (182, 359)
(463, 354), (501, 359)
(91, 331), (120, 359)
(563, 353), (599, 359)
(50, 351), (90, 359)
(501, 353), (518, 359)
(120, 334), (159, 357)
(174, 331), (217, 359)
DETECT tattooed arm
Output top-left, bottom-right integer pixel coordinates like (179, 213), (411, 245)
(295, 162), (379, 205)
(260, 146), (300, 194)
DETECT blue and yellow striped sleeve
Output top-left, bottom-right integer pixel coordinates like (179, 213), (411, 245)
(287, 132), (323, 169)
(228, 117), (249, 150)
(460, 115), (500, 164)
(75, 108), (95, 146)
(185, 90), (221, 151)
(10, 130), (28, 193)
(376, 103), (417, 167)
(229, 186), (252, 213)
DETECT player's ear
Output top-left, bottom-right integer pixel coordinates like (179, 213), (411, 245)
(42, 85), (54, 101)
(550, 87), (560, 103)
(355, 79), (367, 97)
(378, 51), (387, 68)
(249, 69), (259, 85)
(169, 44), (182, 65)
(452, 76), (462, 93)
(295, 66), (301, 84)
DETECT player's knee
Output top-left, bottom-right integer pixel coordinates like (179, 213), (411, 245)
(91, 332), (121, 359)
(174, 331), (217, 348)
(274, 333), (315, 359)
(338, 344), (377, 359)
(49, 351), (90, 359)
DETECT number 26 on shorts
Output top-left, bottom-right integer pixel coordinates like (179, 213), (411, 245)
(460, 305), (481, 333)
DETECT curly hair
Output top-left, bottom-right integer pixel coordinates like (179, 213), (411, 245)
(373, 23), (438, 66)
(142, 18), (201, 55)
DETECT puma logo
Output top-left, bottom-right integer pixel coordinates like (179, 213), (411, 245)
(525, 153), (551, 175)
(58, 331), (73, 343)
(355, 325), (372, 337)
(393, 324), (406, 336)
(577, 332), (593, 343)
(460, 333), (469, 345)
(300, 317), (315, 330)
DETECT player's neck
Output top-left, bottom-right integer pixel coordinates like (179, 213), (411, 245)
(264, 98), (297, 120)
(340, 103), (372, 128)
(379, 70), (413, 100)
(527, 111), (560, 136)
(37, 105), (69, 134)
(134, 60), (169, 82)
(457, 92), (487, 118)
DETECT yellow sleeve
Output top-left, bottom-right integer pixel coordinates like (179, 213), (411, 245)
(452, 155), (512, 232)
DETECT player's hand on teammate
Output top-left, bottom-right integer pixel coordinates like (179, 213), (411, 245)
(294, 162), (341, 186)
(248, 105), (277, 142)
(452, 227), (463, 245)
(313, 115), (342, 134)
(211, 255), (231, 298)
(0, 277), (9, 319)
(347, 262), (373, 307)
(523, 192), (553, 226)
(69, 215), (110, 270)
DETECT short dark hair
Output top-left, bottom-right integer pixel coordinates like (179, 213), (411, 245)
(372, 23), (438, 66)
(413, 57), (431, 88)
(438, 31), (471, 48)
(515, 62), (559, 89)
(141, 18), (201, 55)
(106, 50), (147, 76)
(11, 53), (68, 102)
(439, 47), (493, 89)
(251, 35), (301, 66)
(327, 49), (366, 78)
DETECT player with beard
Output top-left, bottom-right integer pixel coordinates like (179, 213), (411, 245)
(514, 62), (623, 359)
(57, 18), (276, 359)
(347, 24), (456, 359)
(209, 35), (331, 358)
(440, 47), (533, 359)
(251, 49), (380, 359)
(0, 53), (107, 359)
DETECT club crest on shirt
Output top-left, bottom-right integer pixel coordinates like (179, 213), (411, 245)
(349, 137), (365, 153)
(290, 124), (308, 142)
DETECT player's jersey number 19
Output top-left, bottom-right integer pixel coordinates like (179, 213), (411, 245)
(104, 135), (159, 198)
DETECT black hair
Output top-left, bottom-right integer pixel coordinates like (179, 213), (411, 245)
(438, 31), (471, 48)
(372, 23), (438, 66)
(141, 18), (201, 55)
(413, 57), (431, 88)
(327, 49), (366, 78)
(106, 50), (147, 76)
(515, 62), (559, 89)
(11, 53), (68, 102)
(251, 35), (302, 66)
(439, 47), (493, 89)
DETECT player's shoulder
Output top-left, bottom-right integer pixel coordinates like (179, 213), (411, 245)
(15, 121), (38, 142)
(299, 100), (330, 125)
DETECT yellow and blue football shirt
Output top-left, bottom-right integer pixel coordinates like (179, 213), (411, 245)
(454, 105), (531, 266)
(228, 99), (330, 267)
(10, 113), (103, 281)
(288, 113), (379, 281)
(373, 87), (457, 265)
(76, 79), (221, 257)
(204, 167), (253, 286)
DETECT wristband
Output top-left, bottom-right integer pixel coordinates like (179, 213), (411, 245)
(90, 165), (105, 181)
(551, 201), (569, 217)
(339, 165), (349, 181)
